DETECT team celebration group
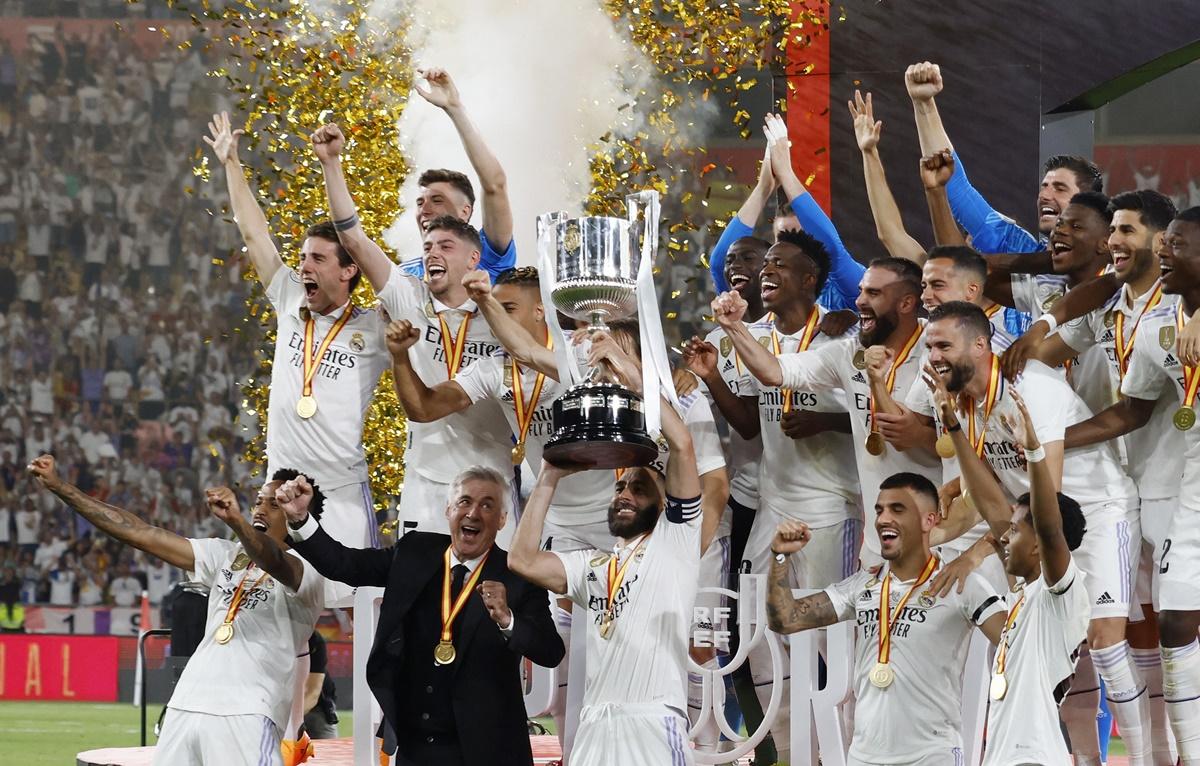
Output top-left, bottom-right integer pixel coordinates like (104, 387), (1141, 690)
(24, 60), (1200, 766)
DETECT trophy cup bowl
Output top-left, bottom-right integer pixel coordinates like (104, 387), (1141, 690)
(542, 214), (658, 470)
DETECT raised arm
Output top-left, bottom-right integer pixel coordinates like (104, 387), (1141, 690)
(282, 476), (394, 588)
(864, 345), (937, 453)
(1003, 391), (1071, 583)
(1064, 395), (1154, 449)
(204, 111), (281, 288)
(849, 91), (926, 264)
(463, 270), (559, 378)
(920, 150), (966, 247)
(385, 319), (472, 422)
(683, 335), (760, 439)
(311, 122), (394, 290)
(1001, 273), (1120, 379)
(766, 520), (841, 634)
(507, 463), (570, 595)
(28, 455), (194, 571)
(710, 143), (775, 292)
(205, 486), (302, 593)
(711, 291), (784, 387)
(415, 68), (514, 262)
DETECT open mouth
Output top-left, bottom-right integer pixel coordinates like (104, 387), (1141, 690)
(1039, 204), (1059, 223)
(859, 313), (876, 331)
(251, 516), (269, 531)
(426, 263), (447, 280)
(302, 278), (319, 299)
(728, 273), (751, 291)
(760, 278), (779, 301)
(460, 523), (481, 542)
(879, 528), (899, 544)
(1161, 263), (1174, 278)
(1051, 241), (1073, 259)
(1111, 250), (1131, 271)
(931, 361), (952, 377)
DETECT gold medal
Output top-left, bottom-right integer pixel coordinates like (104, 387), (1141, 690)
(935, 433), (955, 459)
(865, 431), (886, 456)
(989, 674), (1009, 700)
(598, 616), (614, 640)
(296, 395), (318, 419)
(434, 640), (456, 665)
(511, 442), (526, 465)
(214, 622), (234, 645)
(869, 662), (894, 689)
(1174, 407), (1196, 431)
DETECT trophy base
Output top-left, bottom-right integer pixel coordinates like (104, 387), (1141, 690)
(543, 383), (659, 470)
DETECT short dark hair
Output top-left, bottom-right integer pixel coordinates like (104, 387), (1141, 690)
(417, 168), (475, 207)
(1177, 206), (1200, 225)
(774, 228), (831, 297)
(425, 215), (483, 252)
(269, 468), (326, 520)
(1068, 191), (1113, 226)
(925, 245), (987, 284)
(928, 300), (992, 341)
(730, 235), (771, 254)
(305, 221), (361, 292)
(1014, 491), (1086, 551)
(1044, 155), (1103, 193)
(878, 472), (939, 510)
(868, 256), (923, 298)
(495, 266), (541, 288)
(1110, 190), (1177, 232)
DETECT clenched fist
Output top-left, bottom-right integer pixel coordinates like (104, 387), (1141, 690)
(385, 319), (421, 357)
(771, 520), (812, 555)
(476, 580), (513, 628)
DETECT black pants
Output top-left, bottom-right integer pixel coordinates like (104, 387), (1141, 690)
(394, 741), (464, 766)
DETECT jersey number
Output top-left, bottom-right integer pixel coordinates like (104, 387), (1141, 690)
(1159, 538), (1172, 575)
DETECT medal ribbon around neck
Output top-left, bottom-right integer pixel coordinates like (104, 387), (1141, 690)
(511, 334), (554, 459)
(603, 535), (651, 628)
(440, 546), (491, 647)
(984, 303), (1002, 319)
(1114, 281), (1164, 380)
(437, 310), (472, 379)
(218, 562), (270, 640)
(769, 310), (821, 416)
(876, 554), (939, 669)
(1177, 305), (1200, 411)
(868, 324), (924, 439)
(300, 303), (354, 400)
(966, 355), (1005, 458)
(992, 589), (1027, 681)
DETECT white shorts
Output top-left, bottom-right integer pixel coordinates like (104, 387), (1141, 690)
(541, 518), (614, 554)
(154, 709), (281, 766)
(572, 702), (693, 766)
(1132, 497), (1175, 614)
(742, 507), (861, 590)
(1073, 513), (1140, 620)
(693, 533), (731, 640)
(1158, 496), (1200, 611)
(848, 747), (964, 766)
(318, 482), (377, 607)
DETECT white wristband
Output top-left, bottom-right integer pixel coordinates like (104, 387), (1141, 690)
(1035, 314), (1058, 334)
(1024, 445), (1046, 463)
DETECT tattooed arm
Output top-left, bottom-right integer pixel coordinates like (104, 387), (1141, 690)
(28, 455), (195, 571)
(765, 520), (842, 634)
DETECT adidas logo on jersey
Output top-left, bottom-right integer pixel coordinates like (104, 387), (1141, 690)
(722, 360), (735, 372)
(1100, 330), (1115, 343)
(852, 372), (867, 384)
(1164, 354), (1180, 368)
(1096, 591), (1115, 605)
(587, 571), (598, 582)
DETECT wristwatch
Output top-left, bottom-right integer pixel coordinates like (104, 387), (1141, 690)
(287, 514), (310, 531)
(945, 421), (962, 433)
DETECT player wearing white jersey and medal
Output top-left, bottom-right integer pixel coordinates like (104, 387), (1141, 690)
(206, 113), (388, 553)
(509, 349), (712, 766)
(310, 125), (513, 536)
(714, 257), (942, 563)
(765, 472), (1006, 766)
(984, 193), (1115, 416)
(922, 300), (1144, 765)
(1065, 207), (1200, 764)
(936, 384), (1092, 766)
(29, 456), (326, 766)
(688, 230), (860, 763)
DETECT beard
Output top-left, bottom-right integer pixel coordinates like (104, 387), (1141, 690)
(943, 359), (975, 392)
(859, 311), (898, 348)
(607, 500), (659, 539)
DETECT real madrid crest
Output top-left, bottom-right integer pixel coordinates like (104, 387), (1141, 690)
(1103, 311), (1116, 329)
(918, 591), (935, 609)
(563, 223), (582, 254)
(349, 331), (365, 352)
(720, 337), (733, 357)
(589, 553), (610, 568)
(1161, 324), (1177, 351)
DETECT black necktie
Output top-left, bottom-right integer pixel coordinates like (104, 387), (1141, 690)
(450, 564), (469, 601)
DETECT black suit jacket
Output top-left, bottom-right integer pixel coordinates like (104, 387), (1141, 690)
(292, 527), (564, 765)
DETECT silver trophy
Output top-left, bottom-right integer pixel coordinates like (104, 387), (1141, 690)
(537, 192), (661, 469)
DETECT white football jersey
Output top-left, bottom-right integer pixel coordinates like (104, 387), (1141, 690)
(983, 560), (1090, 766)
(264, 269), (391, 490)
(701, 324), (763, 509)
(825, 559), (1005, 764)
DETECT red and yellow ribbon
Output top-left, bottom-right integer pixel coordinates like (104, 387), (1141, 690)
(993, 590), (1027, 679)
(877, 554), (939, 667)
(437, 312), (472, 379)
(1114, 282), (1164, 380)
(221, 564), (270, 629)
(769, 309), (821, 416)
(511, 334), (554, 457)
(1178, 305), (1200, 409)
(604, 535), (650, 623)
(966, 355), (1005, 458)
(300, 303), (354, 398)
(440, 546), (491, 645)
(868, 324), (924, 435)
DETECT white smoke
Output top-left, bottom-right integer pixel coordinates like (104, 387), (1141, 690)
(380, 0), (654, 265)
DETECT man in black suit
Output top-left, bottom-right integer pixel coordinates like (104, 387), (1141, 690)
(278, 466), (565, 766)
